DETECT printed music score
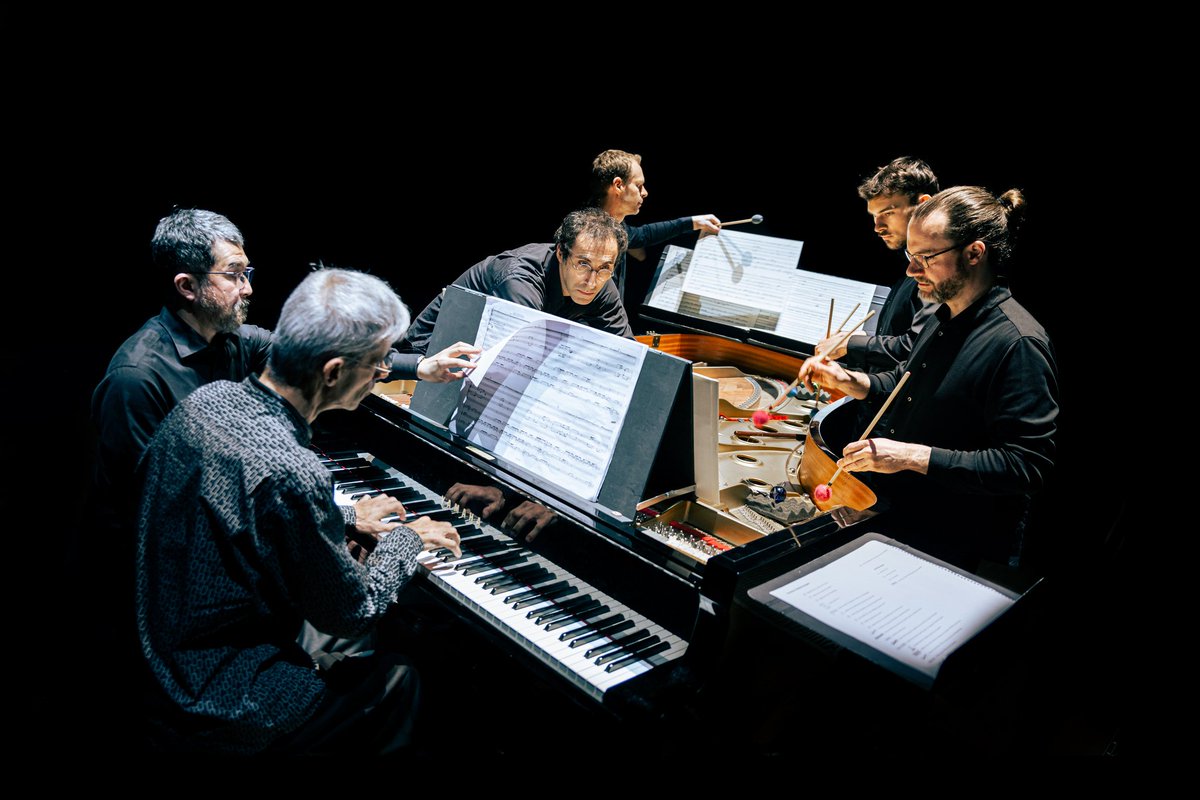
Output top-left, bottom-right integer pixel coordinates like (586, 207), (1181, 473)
(450, 299), (648, 502)
(768, 538), (1014, 680)
(681, 229), (803, 313)
(770, 272), (878, 344)
(648, 233), (878, 344)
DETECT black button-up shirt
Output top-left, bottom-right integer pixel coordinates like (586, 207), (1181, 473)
(399, 243), (633, 354)
(862, 284), (1059, 569)
(847, 274), (937, 372)
(136, 376), (423, 754)
(616, 216), (693, 303)
(91, 306), (274, 499)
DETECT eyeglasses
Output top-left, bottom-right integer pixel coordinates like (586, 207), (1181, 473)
(904, 244), (962, 270)
(205, 267), (255, 285)
(368, 356), (391, 380)
(566, 256), (614, 281)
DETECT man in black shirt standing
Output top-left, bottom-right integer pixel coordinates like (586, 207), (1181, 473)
(589, 149), (721, 305)
(816, 157), (940, 372)
(798, 186), (1059, 572)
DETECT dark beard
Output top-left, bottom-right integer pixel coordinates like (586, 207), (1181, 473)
(195, 289), (250, 333)
(931, 260), (969, 304)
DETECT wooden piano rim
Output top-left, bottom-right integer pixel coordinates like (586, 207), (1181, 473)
(637, 333), (846, 400)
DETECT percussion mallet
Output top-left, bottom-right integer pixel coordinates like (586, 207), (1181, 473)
(835, 302), (862, 334)
(768, 309), (876, 411)
(720, 214), (764, 227)
(813, 370), (911, 502)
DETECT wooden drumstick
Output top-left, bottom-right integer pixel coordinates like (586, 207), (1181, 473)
(835, 302), (862, 334)
(720, 214), (764, 227)
(826, 297), (835, 339)
(768, 310), (877, 410)
(816, 370), (911, 499)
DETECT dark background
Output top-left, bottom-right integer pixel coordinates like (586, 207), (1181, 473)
(14, 116), (1136, 753)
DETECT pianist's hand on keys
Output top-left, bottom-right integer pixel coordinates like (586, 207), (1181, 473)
(406, 516), (462, 559)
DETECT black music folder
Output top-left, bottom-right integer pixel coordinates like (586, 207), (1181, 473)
(747, 532), (1031, 689)
(409, 285), (693, 523)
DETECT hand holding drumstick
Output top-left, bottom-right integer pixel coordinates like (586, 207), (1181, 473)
(769, 305), (875, 411)
(813, 371), (910, 501)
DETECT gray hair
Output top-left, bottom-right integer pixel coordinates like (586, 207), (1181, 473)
(269, 268), (411, 390)
(151, 208), (244, 274)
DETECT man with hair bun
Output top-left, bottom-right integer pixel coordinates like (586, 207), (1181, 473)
(798, 186), (1059, 573)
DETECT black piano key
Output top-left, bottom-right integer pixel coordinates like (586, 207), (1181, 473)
(537, 600), (603, 627)
(478, 564), (544, 586)
(462, 552), (529, 576)
(531, 595), (595, 622)
(334, 476), (407, 489)
(604, 640), (673, 672)
(545, 604), (609, 632)
(504, 581), (569, 604)
(316, 450), (366, 463)
(462, 539), (518, 557)
(568, 617), (633, 647)
(595, 635), (662, 667)
(489, 571), (553, 594)
(585, 629), (653, 659)
(562, 612), (626, 641)
(512, 583), (576, 610)
(327, 464), (383, 478)
(323, 457), (371, 470)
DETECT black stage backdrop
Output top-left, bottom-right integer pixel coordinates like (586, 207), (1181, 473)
(14, 116), (1137, 753)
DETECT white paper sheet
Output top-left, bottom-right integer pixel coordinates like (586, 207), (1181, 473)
(680, 229), (803, 313)
(450, 299), (647, 502)
(769, 539), (1014, 679)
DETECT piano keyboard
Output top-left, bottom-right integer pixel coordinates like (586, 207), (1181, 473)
(320, 449), (689, 703)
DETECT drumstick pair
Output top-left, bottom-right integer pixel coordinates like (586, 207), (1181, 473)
(768, 306), (877, 411)
(816, 370), (911, 498)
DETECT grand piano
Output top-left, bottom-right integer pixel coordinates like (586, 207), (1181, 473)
(315, 254), (1040, 754)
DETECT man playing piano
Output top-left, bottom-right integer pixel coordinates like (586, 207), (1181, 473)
(92, 208), (477, 527)
(798, 186), (1059, 574)
(588, 148), (721, 304)
(815, 156), (940, 372)
(136, 268), (461, 754)
(85, 209), (477, 681)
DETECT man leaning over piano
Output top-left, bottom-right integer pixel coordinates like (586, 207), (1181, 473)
(397, 207), (636, 540)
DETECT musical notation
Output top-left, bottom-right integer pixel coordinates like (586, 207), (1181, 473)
(450, 301), (648, 502)
(680, 229), (803, 313)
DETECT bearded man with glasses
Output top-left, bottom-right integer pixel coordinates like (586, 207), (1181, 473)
(797, 186), (1059, 576)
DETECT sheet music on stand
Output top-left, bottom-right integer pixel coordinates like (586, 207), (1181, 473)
(747, 532), (1022, 688)
(447, 297), (647, 503)
(644, 231), (883, 345)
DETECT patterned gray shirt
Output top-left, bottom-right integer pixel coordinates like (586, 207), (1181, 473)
(135, 375), (422, 753)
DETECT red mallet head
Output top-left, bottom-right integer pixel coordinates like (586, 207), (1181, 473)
(813, 483), (832, 502)
(751, 409), (770, 427)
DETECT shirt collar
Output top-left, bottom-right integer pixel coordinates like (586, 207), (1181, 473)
(245, 374), (313, 447)
(541, 245), (567, 313)
(933, 283), (1012, 327)
(156, 306), (241, 361)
